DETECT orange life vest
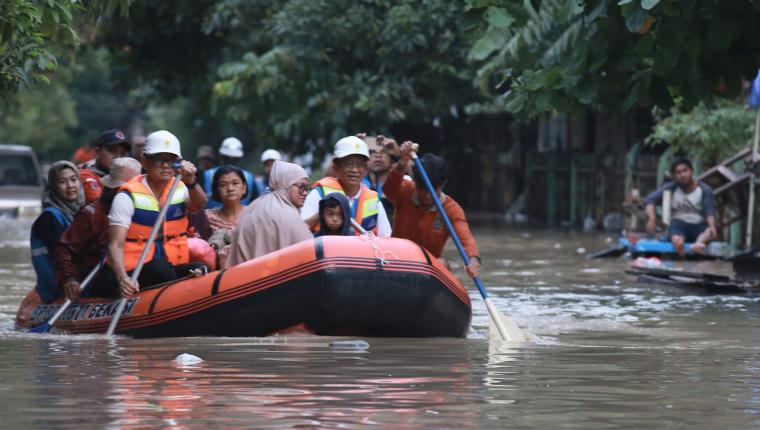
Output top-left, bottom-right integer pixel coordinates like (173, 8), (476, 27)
(120, 176), (189, 271)
(312, 177), (379, 235)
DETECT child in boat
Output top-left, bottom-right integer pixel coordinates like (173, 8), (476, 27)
(316, 193), (352, 236)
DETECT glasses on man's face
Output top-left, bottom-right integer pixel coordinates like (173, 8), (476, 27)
(340, 160), (367, 170)
(293, 183), (310, 195)
(148, 156), (180, 167)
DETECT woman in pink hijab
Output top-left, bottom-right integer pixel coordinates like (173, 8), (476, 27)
(226, 161), (312, 265)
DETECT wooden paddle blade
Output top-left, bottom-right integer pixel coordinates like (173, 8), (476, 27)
(486, 298), (530, 342)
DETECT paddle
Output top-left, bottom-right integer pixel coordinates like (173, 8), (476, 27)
(587, 244), (627, 259)
(350, 218), (370, 235)
(106, 169), (183, 336)
(410, 152), (529, 342)
(747, 70), (760, 248)
(28, 260), (104, 333)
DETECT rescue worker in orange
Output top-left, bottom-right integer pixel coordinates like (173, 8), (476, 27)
(106, 130), (208, 297)
(301, 136), (391, 236)
(382, 141), (481, 278)
(79, 129), (131, 204)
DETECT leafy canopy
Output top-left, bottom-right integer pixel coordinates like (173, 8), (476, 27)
(468, 0), (760, 118)
(0, 0), (130, 97)
(646, 100), (755, 163)
(209, 0), (478, 150)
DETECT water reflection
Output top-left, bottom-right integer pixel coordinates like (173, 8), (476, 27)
(1, 226), (760, 428)
(98, 338), (482, 429)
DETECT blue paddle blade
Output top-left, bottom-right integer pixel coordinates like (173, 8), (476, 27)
(750, 69), (760, 109)
(27, 322), (51, 333)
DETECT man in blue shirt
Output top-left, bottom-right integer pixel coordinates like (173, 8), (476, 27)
(254, 148), (282, 195)
(644, 157), (717, 255)
(203, 137), (258, 208)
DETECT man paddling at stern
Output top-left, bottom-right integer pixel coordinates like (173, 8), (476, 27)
(644, 156), (717, 256)
(382, 141), (481, 278)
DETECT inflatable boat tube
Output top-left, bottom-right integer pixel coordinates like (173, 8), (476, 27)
(16, 236), (472, 338)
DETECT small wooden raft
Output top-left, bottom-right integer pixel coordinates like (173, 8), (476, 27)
(626, 265), (760, 295)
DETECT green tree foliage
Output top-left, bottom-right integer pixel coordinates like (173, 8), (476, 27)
(101, 0), (480, 155)
(0, 0), (131, 97)
(0, 46), (139, 161)
(646, 100), (755, 163)
(468, 0), (760, 117)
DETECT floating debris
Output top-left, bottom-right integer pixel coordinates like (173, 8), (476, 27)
(174, 353), (203, 365)
(329, 340), (369, 350)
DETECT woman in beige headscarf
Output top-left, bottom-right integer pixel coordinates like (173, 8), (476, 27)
(226, 161), (312, 266)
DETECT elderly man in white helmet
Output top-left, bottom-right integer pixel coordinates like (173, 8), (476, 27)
(202, 137), (258, 208)
(301, 136), (391, 236)
(106, 130), (208, 297)
(254, 148), (282, 195)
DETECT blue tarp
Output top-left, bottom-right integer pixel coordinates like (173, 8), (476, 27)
(750, 69), (760, 109)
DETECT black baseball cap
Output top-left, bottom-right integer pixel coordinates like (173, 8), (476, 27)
(95, 129), (130, 148)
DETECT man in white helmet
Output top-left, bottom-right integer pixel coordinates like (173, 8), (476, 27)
(106, 130), (208, 297)
(202, 137), (258, 208)
(254, 148), (282, 194)
(301, 136), (391, 237)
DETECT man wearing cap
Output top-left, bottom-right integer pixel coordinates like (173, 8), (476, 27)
(644, 156), (717, 255)
(196, 145), (216, 171)
(361, 135), (397, 224)
(301, 136), (391, 237)
(255, 148), (282, 195)
(202, 137), (258, 208)
(107, 130), (208, 296)
(55, 157), (143, 300)
(80, 129), (131, 204)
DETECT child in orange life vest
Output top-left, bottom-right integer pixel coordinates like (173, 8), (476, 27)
(315, 193), (352, 236)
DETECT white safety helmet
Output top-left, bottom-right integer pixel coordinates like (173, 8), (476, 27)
(219, 137), (244, 158)
(333, 136), (369, 159)
(261, 148), (282, 163)
(143, 130), (182, 158)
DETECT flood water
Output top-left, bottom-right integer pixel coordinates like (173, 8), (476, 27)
(0, 218), (758, 429)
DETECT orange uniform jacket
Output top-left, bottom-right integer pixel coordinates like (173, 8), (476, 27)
(79, 168), (103, 204)
(382, 170), (479, 259)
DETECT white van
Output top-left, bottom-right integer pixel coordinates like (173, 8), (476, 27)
(0, 144), (44, 218)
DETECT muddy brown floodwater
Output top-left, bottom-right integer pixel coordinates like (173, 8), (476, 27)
(0, 219), (758, 429)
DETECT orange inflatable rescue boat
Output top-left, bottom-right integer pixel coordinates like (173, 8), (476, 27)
(16, 236), (472, 338)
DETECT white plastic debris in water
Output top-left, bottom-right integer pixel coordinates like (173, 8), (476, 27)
(329, 340), (370, 350)
(553, 243), (561, 249)
(174, 353), (203, 365)
(576, 247), (587, 254)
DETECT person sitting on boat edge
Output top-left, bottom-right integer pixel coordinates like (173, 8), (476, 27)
(30, 161), (85, 303)
(301, 136), (391, 237)
(382, 142), (481, 278)
(79, 129), (131, 204)
(227, 161), (312, 265)
(202, 137), (259, 209)
(644, 156), (717, 256)
(315, 193), (352, 236)
(106, 130), (208, 298)
(54, 157), (143, 300)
